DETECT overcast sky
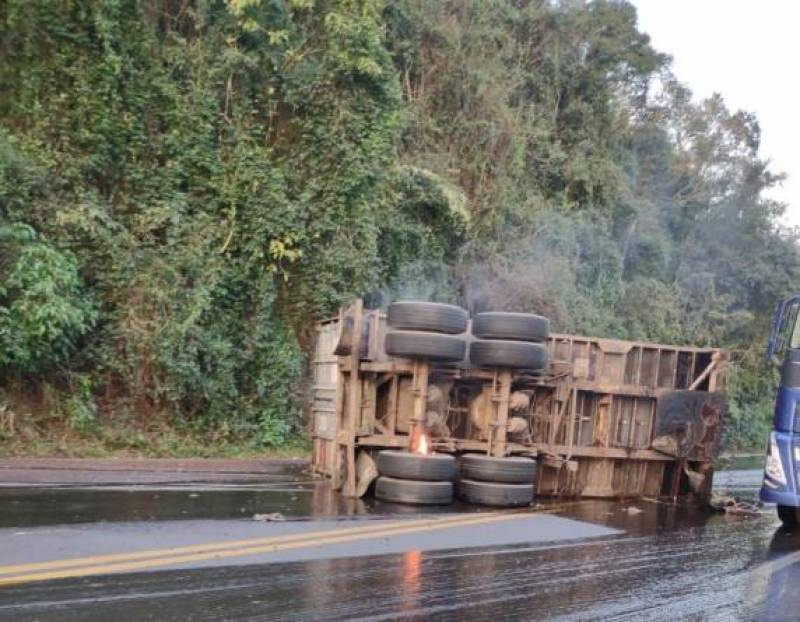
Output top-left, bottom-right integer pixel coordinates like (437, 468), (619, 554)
(633, 0), (800, 226)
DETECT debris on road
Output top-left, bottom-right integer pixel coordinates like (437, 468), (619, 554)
(253, 512), (286, 522)
(709, 492), (762, 517)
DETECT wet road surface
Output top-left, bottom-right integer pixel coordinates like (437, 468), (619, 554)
(1, 461), (798, 621)
(0, 458), (306, 489)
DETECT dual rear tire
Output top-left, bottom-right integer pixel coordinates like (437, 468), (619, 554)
(387, 302), (468, 334)
(469, 340), (547, 370)
(460, 454), (537, 483)
(374, 451), (538, 507)
(383, 304), (551, 370)
(377, 450), (457, 481)
(385, 331), (466, 363)
(375, 477), (453, 505)
(375, 450), (457, 505)
(469, 312), (549, 371)
(457, 454), (537, 507)
(458, 479), (533, 507)
(472, 312), (549, 342)
(385, 301), (468, 363)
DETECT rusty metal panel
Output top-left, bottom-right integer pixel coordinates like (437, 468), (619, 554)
(652, 390), (726, 459)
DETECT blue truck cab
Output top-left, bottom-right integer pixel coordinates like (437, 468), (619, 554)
(760, 295), (800, 525)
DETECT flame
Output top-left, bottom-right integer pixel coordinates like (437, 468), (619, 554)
(416, 431), (430, 455)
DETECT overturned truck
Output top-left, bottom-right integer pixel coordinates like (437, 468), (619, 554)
(311, 300), (727, 502)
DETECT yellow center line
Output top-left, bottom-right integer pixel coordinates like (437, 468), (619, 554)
(0, 512), (533, 586)
(0, 518), (417, 576)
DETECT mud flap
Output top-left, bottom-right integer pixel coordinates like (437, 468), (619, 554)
(355, 450), (378, 498)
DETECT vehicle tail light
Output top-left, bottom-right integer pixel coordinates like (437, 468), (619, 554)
(765, 432), (788, 486)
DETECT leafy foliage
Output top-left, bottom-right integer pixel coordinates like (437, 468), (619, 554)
(0, 0), (796, 449)
(0, 224), (95, 373)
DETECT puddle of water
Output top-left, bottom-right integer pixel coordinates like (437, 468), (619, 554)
(0, 464), (768, 530)
(0, 484), (330, 528)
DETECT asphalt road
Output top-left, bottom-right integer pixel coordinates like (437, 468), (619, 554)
(0, 460), (797, 621)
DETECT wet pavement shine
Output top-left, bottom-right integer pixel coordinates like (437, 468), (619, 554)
(0, 460), (798, 621)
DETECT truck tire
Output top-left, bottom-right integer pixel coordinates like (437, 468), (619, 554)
(385, 331), (466, 362)
(778, 504), (800, 527)
(472, 312), (550, 342)
(377, 450), (457, 481)
(458, 479), (533, 507)
(387, 301), (468, 334)
(460, 454), (536, 484)
(469, 340), (548, 370)
(375, 476), (453, 505)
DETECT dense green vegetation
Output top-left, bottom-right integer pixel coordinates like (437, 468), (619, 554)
(1, 0), (796, 451)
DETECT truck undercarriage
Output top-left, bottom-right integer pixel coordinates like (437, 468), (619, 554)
(311, 300), (727, 502)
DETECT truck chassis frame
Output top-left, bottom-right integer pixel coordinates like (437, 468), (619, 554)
(311, 301), (727, 500)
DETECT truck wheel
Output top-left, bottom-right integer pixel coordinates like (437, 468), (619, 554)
(460, 454), (536, 484)
(387, 301), (468, 334)
(458, 479), (533, 507)
(385, 331), (466, 362)
(469, 339), (548, 370)
(778, 504), (800, 527)
(472, 312), (549, 342)
(375, 476), (453, 505)
(377, 450), (457, 481)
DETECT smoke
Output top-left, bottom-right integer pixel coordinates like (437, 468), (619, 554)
(455, 209), (626, 336)
(366, 260), (458, 310)
(369, 207), (626, 336)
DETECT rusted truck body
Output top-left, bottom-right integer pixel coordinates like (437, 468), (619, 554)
(311, 300), (727, 500)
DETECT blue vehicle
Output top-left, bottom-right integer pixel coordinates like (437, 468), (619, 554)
(760, 295), (800, 525)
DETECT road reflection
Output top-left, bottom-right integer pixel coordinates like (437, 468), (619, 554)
(402, 549), (422, 611)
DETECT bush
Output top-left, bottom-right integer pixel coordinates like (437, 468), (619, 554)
(66, 374), (98, 436)
(0, 224), (95, 373)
